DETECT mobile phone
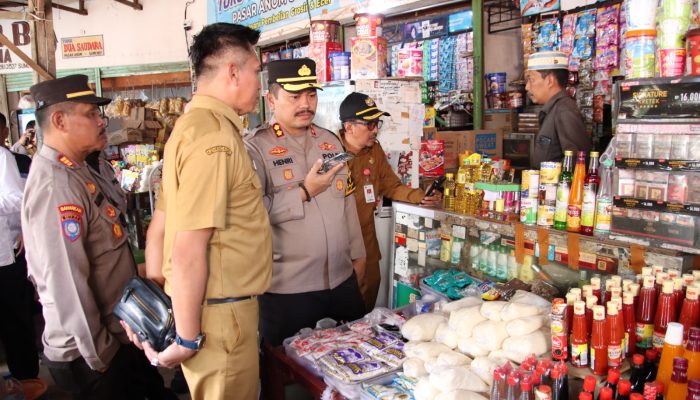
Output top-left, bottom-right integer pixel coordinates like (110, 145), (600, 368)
(425, 175), (446, 196)
(318, 152), (354, 174)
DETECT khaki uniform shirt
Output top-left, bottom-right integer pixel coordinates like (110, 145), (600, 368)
(22, 145), (132, 370)
(245, 121), (366, 294)
(161, 95), (272, 299)
(532, 90), (591, 168)
(342, 139), (424, 265)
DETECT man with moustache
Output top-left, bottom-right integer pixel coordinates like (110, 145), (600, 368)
(21, 75), (171, 399)
(245, 59), (366, 346)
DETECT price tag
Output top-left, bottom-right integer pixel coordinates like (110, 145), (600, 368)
(396, 212), (409, 225)
(452, 224), (467, 240)
(424, 217), (434, 228)
(394, 246), (409, 277)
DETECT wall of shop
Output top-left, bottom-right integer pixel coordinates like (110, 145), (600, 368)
(53, 0), (207, 69)
(483, 16), (523, 84)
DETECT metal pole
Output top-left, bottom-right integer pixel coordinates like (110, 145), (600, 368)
(472, 0), (483, 130)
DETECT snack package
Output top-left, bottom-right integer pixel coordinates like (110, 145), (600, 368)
(561, 14), (577, 56)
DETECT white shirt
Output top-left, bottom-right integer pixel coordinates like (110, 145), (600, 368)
(0, 146), (25, 266)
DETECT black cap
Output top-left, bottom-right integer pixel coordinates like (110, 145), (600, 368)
(267, 58), (322, 92)
(339, 92), (390, 122)
(30, 74), (111, 110)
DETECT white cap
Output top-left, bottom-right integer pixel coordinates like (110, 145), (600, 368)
(582, 284), (593, 298)
(668, 269), (680, 280)
(665, 322), (684, 346)
(591, 277), (601, 290)
(642, 267), (653, 276)
(623, 279), (633, 292)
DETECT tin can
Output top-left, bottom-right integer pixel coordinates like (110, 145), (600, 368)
(539, 162), (562, 184)
(520, 198), (538, 225)
(537, 204), (556, 227)
(310, 20), (340, 43)
(504, 191), (515, 213)
(521, 170), (540, 199)
(354, 13), (384, 37)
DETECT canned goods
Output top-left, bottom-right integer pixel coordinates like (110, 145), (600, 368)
(310, 20), (340, 43)
(521, 170), (540, 199)
(537, 205), (556, 227)
(520, 198), (538, 225)
(539, 162), (562, 184)
(625, 30), (657, 78)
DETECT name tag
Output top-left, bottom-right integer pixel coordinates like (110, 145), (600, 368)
(363, 184), (376, 204)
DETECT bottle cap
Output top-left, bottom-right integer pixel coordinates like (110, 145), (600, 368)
(668, 269), (680, 279)
(674, 278), (684, 291)
(611, 275), (622, 287)
(493, 367), (505, 381)
(606, 302), (618, 315)
(566, 293), (578, 305)
(645, 349), (658, 360)
(610, 286), (621, 299)
(655, 381), (664, 394)
(630, 394), (644, 400)
(583, 375), (597, 392)
(550, 368), (561, 380)
(688, 285), (699, 300)
(662, 280), (674, 294)
(684, 273), (695, 287)
(623, 291), (634, 305)
(657, 272), (669, 284)
(629, 283), (641, 296)
(582, 284), (593, 298)
(689, 379), (700, 392)
(578, 393), (592, 400)
(564, 150), (574, 156)
(593, 305), (605, 320)
(693, 270), (700, 280)
(618, 379), (631, 395)
(641, 266), (653, 276)
(536, 385), (551, 395)
(598, 387), (613, 400)
(622, 279), (633, 292)
(591, 277), (601, 290)
(590, 151), (600, 157)
(605, 279), (614, 290)
(665, 322), (684, 346)
(607, 368), (620, 384)
(506, 372), (518, 386)
(586, 295), (598, 308)
(674, 356), (689, 370)
(570, 287), (582, 300)
(446, 173), (454, 178)
(633, 354), (644, 366)
(642, 275), (655, 288)
(521, 375), (533, 391)
(690, 327), (700, 342)
(574, 301), (585, 315)
(653, 265), (665, 275)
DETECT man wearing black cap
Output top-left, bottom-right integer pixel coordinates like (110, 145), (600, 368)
(21, 75), (171, 399)
(339, 92), (442, 311)
(245, 59), (366, 346)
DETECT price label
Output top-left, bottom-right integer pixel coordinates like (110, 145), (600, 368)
(640, 201), (654, 207)
(394, 246), (409, 277)
(452, 224), (467, 240)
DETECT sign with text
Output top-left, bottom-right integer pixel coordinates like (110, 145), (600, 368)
(0, 20), (32, 74)
(61, 35), (105, 59)
(208, 0), (341, 33)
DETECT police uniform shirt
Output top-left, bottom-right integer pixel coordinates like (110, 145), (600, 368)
(160, 94), (272, 299)
(245, 120), (366, 295)
(22, 145), (133, 371)
(532, 90), (591, 168)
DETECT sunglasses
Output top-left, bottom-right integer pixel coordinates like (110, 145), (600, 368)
(352, 119), (383, 130)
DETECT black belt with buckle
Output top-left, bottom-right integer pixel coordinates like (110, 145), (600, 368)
(206, 296), (252, 305)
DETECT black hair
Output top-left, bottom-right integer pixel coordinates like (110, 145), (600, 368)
(538, 69), (568, 89)
(0, 112), (6, 129)
(25, 120), (35, 130)
(35, 102), (77, 130)
(268, 83), (282, 98)
(190, 23), (261, 79)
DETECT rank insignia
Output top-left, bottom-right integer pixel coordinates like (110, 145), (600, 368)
(58, 204), (84, 242)
(319, 142), (337, 151)
(346, 169), (356, 196)
(283, 168), (294, 181)
(105, 205), (117, 219)
(335, 178), (344, 191)
(269, 146), (288, 157)
(310, 127), (317, 138)
(57, 154), (76, 169)
(86, 182), (97, 195)
(273, 123), (285, 138)
(112, 223), (123, 240)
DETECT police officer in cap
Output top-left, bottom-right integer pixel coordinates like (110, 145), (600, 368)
(245, 59), (366, 346)
(22, 75), (173, 399)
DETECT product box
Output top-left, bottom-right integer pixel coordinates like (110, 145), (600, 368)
(307, 41), (343, 82)
(611, 206), (699, 247)
(419, 140), (445, 177)
(397, 48), (423, 77)
(483, 111), (516, 136)
(351, 36), (388, 79)
(434, 130), (504, 169)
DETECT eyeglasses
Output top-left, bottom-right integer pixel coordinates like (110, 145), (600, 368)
(352, 119), (383, 130)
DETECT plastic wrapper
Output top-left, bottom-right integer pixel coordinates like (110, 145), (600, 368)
(436, 391), (489, 400)
(561, 14), (577, 55)
(479, 301), (507, 321)
(506, 315), (547, 336)
(435, 350), (472, 367)
(434, 322), (459, 349)
(534, 19), (561, 51)
(323, 360), (389, 383)
(429, 365), (489, 393)
(457, 337), (489, 358)
(472, 320), (509, 351)
(448, 306), (485, 336)
(401, 313), (447, 341)
(403, 358), (428, 378)
(404, 341), (451, 362)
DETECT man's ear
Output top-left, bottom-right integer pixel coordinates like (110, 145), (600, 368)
(50, 109), (66, 132)
(266, 91), (276, 111)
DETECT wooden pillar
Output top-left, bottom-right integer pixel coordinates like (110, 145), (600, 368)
(30, 0), (56, 82)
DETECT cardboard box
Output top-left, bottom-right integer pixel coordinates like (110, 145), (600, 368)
(307, 41), (342, 82)
(434, 130), (504, 169)
(351, 36), (388, 79)
(483, 111), (515, 136)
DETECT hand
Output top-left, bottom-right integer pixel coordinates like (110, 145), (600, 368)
(120, 320), (144, 350)
(420, 189), (443, 207)
(352, 257), (367, 286)
(143, 340), (195, 369)
(303, 159), (344, 198)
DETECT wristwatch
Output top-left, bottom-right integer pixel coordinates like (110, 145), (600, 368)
(175, 333), (206, 351)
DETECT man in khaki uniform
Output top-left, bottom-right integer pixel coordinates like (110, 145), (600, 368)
(245, 59), (366, 346)
(22, 75), (171, 399)
(127, 23), (273, 400)
(338, 92), (442, 310)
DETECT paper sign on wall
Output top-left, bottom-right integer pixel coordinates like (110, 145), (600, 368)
(0, 20), (32, 74)
(61, 35), (105, 58)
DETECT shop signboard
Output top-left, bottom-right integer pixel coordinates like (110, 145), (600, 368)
(208, 0), (341, 32)
(520, 0), (560, 16)
(0, 20), (32, 74)
(61, 35), (105, 59)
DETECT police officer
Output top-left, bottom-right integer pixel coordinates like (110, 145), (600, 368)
(339, 92), (442, 311)
(21, 74), (171, 399)
(246, 59), (366, 346)
(526, 51), (591, 167)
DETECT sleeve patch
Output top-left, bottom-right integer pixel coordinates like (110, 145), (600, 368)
(58, 204), (84, 242)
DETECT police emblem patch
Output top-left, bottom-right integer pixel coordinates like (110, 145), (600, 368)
(365, 97), (375, 107)
(112, 223), (123, 240)
(335, 178), (344, 191)
(86, 182), (97, 195)
(298, 64), (312, 76)
(269, 146), (288, 156)
(105, 205), (117, 219)
(283, 168), (294, 180)
(58, 204), (84, 242)
(319, 142), (337, 151)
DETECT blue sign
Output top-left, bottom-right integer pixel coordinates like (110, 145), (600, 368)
(448, 10), (473, 33)
(208, 0), (341, 33)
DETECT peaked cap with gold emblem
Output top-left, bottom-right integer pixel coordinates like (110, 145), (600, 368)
(267, 58), (323, 92)
(339, 92), (391, 122)
(30, 74), (111, 110)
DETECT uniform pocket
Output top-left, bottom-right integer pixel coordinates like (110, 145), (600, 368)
(330, 173), (348, 198)
(270, 164), (304, 188)
(201, 303), (241, 355)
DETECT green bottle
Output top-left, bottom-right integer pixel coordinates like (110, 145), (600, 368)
(554, 150), (574, 230)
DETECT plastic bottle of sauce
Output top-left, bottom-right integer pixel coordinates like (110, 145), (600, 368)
(680, 286), (700, 343)
(688, 379), (700, 400)
(653, 280), (677, 352)
(629, 283), (641, 309)
(586, 295), (598, 342)
(685, 327), (700, 382)
(673, 277), (685, 319)
(655, 321), (685, 392)
(607, 302), (623, 368)
(655, 272), (668, 298)
(628, 394), (643, 400)
(566, 150), (586, 233)
(597, 387), (612, 400)
(591, 276), (602, 305)
(630, 354), (646, 393)
(582, 284), (594, 300)
(667, 356), (689, 399)
(617, 379), (632, 400)
(591, 305), (608, 376)
(605, 368), (620, 398)
(623, 292), (637, 357)
(604, 279), (614, 305)
(636, 275), (657, 351)
(571, 300), (589, 367)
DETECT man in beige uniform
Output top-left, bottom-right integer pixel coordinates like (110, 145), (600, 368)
(21, 75), (171, 399)
(245, 59), (366, 346)
(128, 23), (273, 400)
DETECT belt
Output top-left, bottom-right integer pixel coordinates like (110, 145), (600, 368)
(206, 296), (253, 305)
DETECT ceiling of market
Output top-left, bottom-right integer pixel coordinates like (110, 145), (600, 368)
(0, 0), (143, 15)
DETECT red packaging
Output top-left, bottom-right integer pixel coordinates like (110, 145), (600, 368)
(307, 41), (343, 82)
(551, 298), (569, 361)
(419, 140), (445, 178)
(354, 13), (384, 37)
(351, 37), (388, 79)
(310, 20), (340, 43)
(688, 28), (700, 76)
(658, 48), (686, 77)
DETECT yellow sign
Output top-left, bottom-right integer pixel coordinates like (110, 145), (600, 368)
(61, 35), (104, 59)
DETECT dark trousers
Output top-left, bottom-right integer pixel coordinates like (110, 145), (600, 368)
(259, 274), (366, 346)
(0, 251), (39, 379)
(45, 344), (174, 400)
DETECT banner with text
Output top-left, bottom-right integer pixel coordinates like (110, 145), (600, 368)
(0, 20), (32, 74)
(62, 35), (105, 59)
(208, 0), (341, 32)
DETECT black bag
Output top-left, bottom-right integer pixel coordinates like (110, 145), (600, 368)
(113, 276), (176, 352)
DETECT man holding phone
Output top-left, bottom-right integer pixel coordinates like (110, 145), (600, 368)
(339, 92), (442, 311)
(245, 59), (366, 346)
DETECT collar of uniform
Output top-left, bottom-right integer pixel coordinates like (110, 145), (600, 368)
(38, 144), (82, 170)
(540, 89), (569, 117)
(188, 94), (244, 135)
(339, 134), (373, 156)
(268, 117), (317, 138)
